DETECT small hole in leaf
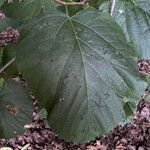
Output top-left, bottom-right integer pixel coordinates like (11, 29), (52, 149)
(6, 105), (19, 115)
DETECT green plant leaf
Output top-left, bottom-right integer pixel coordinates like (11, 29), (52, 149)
(0, 80), (33, 138)
(102, 0), (150, 59)
(88, 0), (108, 8)
(0, 0), (4, 8)
(2, 0), (56, 20)
(0, 78), (4, 88)
(1, 46), (18, 76)
(123, 0), (150, 59)
(0, 17), (21, 75)
(14, 9), (147, 143)
(133, 0), (150, 13)
(0, 17), (12, 32)
(0, 13), (22, 34)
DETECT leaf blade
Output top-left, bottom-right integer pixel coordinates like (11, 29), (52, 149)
(103, 0), (150, 59)
(15, 9), (147, 143)
(0, 80), (33, 138)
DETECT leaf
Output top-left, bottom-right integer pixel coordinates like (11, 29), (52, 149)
(14, 9), (147, 143)
(0, 78), (4, 88)
(1, 46), (18, 75)
(88, 0), (108, 9)
(125, 1), (150, 59)
(0, 80), (33, 138)
(2, 0), (56, 20)
(123, 97), (135, 117)
(134, 0), (150, 13)
(0, 0), (4, 8)
(0, 13), (22, 35)
(102, 0), (150, 59)
(0, 17), (12, 32)
(48, 0), (57, 10)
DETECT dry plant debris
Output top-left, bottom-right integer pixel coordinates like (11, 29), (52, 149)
(138, 59), (150, 75)
(0, 27), (20, 47)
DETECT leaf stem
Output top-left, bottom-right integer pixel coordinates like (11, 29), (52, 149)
(65, 4), (69, 16)
(110, 0), (116, 16)
(0, 57), (15, 74)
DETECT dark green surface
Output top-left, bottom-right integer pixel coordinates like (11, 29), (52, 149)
(13, 8), (148, 143)
(100, 0), (150, 59)
(2, 0), (56, 20)
(0, 80), (33, 138)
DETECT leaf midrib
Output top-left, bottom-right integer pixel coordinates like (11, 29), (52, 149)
(50, 13), (133, 128)
(67, 16), (90, 118)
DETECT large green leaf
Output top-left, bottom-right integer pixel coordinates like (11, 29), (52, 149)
(102, 0), (150, 59)
(0, 80), (33, 138)
(14, 9), (147, 143)
(124, 0), (150, 59)
(2, 0), (56, 20)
